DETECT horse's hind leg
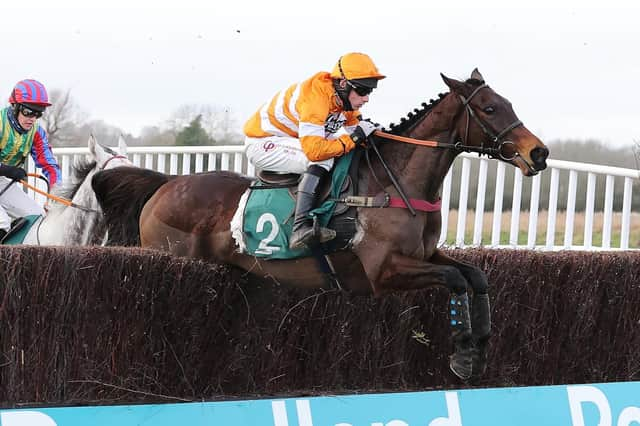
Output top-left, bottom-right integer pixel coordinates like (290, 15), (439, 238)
(430, 250), (491, 378)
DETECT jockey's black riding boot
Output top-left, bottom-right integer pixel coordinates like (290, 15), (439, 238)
(449, 292), (474, 381)
(289, 165), (336, 250)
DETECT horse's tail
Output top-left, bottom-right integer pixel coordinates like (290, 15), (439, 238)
(92, 166), (172, 246)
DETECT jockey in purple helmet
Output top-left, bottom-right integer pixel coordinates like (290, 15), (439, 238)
(0, 79), (61, 241)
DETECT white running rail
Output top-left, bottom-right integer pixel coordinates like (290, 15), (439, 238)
(29, 146), (638, 251)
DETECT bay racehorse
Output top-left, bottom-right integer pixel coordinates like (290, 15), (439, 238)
(92, 70), (548, 380)
(20, 135), (132, 245)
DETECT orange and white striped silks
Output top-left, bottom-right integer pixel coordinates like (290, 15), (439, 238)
(243, 72), (360, 162)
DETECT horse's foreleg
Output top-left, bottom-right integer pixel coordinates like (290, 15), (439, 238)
(430, 249), (491, 378)
(359, 252), (474, 380)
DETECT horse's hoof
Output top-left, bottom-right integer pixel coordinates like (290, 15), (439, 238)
(449, 354), (472, 381)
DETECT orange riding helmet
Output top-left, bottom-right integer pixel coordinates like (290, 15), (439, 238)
(330, 52), (386, 89)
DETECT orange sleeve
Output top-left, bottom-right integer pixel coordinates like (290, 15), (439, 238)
(296, 78), (354, 161)
(299, 134), (356, 161)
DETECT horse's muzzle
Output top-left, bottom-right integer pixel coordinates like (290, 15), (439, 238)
(530, 146), (549, 171)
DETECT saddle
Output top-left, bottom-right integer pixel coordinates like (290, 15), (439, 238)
(0, 215), (39, 245)
(255, 170), (351, 217)
(233, 151), (360, 260)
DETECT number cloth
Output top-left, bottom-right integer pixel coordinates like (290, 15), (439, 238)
(232, 151), (354, 259)
(1, 214), (39, 244)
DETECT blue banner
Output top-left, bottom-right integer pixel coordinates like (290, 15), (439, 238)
(1, 381), (639, 425)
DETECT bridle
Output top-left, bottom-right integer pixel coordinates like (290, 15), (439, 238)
(364, 83), (526, 216)
(374, 83), (523, 162)
(452, 83), (522, 161)
(100, 154), (129, 170)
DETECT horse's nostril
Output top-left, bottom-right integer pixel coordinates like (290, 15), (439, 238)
(531, 147), (549, 164)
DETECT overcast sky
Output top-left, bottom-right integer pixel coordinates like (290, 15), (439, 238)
(3, 1), (639, 150)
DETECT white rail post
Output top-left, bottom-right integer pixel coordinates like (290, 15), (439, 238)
(602, 175), (615, 249)
(563, 170), (578, 249)
(169, 154), (179, 175)
(509, 170), (523, 247)
(546, 168), (560, 249)
(620, 177), (633, 249)
(456, 158), (471, 247)
(221, 153), (230, 171)
(62, 155), (72, 184)
(182, 153), (191, 175)
(527, 173), (541, 249)
(234, 153), (244, 174)
(491, 162), (506, 246)
(157, 154), (166, 173)
(583, 172), (596, 249)
(207, 153), (217, 171)
(439, 169), (453, 246)
(473, 158), (488, 246)
(145, 153), (154, 170)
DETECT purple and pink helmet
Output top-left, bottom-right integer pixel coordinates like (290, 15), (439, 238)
(9, 79), (51, 106)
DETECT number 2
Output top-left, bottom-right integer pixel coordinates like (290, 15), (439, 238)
(255, 213), (281, 255)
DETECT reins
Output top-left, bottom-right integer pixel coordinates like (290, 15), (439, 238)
(373, 130), (451, 148)
(19, 173), (100, 213)
(13, 155), (130, 214)
(372, 129), (511, 157)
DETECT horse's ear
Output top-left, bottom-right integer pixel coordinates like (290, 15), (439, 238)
(441, 73), (465, 93)
(88, 134), (97, 157)
(470, 68), (485, 83)
(118, 134), (128, 155)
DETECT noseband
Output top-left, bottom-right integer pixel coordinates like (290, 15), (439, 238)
(453, 83), (522, 161)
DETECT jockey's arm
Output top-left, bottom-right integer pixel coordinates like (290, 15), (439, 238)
(298, 109), (361, 162)
(30, 126), (61, 186)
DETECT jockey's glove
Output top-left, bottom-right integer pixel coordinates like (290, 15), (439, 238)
(0, 164), (27, 181)
(350, 120), (379, 146)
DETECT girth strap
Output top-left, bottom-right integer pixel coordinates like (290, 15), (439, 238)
(335, 194), (441, 212)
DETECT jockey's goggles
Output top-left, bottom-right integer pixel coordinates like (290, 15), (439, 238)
(19, 105), (44, 118)
(347, 81), (373, 97)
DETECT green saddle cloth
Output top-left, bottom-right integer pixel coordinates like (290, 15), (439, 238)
(2, 215), (40, 245)
(242, 151), (354, 259)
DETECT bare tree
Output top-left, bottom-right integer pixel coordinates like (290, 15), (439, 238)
(165, 103), (242, 145)
(203, 106), (242, 145)
(165, 104), (199, 131)
(139, 125), (176, 146)
(41, 88), (88, 146)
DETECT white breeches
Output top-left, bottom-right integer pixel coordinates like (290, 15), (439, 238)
(244, 136), (334, 174)
(0, 177), (45, 231)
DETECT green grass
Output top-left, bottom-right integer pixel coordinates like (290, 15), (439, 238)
(442, 211), (639, 249)
(443, 230), (631, 248)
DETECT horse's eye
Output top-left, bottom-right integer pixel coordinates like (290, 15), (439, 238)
(483, 106), (495, 114)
